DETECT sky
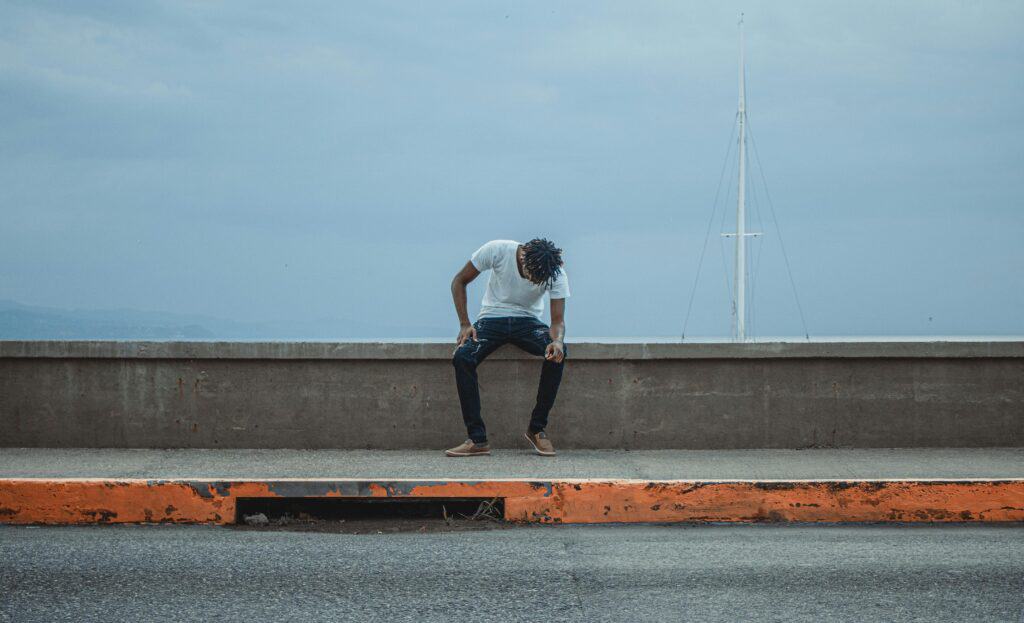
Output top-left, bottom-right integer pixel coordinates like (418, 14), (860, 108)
(1, 1), (1022, 339)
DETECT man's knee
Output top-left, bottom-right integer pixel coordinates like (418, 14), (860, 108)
(452, 346), (477, 369)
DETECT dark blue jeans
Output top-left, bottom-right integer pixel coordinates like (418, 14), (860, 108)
(452, 316), (567, 444)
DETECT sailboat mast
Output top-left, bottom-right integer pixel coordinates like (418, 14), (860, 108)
(735, 16), (747, 341)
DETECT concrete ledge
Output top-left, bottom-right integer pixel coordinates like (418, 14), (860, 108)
(2, 340), (1023, 360)
(2, 478), (1021, 525)
(3, 340), (1022, 449)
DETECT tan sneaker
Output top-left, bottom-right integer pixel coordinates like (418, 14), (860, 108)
(524, 431), (556, 456)
(445, 439), (491, 457)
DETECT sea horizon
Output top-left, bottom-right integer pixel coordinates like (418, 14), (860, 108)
(12, 335), (1021, 343)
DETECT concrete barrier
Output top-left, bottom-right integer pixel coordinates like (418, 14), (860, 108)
(1, 340), (1021, 449)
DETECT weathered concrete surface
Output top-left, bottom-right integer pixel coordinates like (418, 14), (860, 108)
(3, 477), (1022, 524)
(1, 340), (1021, 449)
(3, 339), (1023, 359)
(3, 448), (1023, 526)
(2, 448), (1022, 480)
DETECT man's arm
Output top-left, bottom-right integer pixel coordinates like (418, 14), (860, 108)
(545, 298), (566, 363)
(451, 261), (481, 348)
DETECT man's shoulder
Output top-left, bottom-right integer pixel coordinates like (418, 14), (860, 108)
(471, 239), (518, 271)
(476, 240), (518, 260)
(549, 265), (570, 297)
(483, 239), (519, 249)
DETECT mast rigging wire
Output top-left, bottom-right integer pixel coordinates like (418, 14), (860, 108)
(746, 121), (811, 340)
(681, 115), (738, 340)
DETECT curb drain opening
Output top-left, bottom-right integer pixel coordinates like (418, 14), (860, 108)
(235, 497), (505, 526)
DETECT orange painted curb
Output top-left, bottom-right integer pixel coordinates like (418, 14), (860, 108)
(1, 478), (1022, 525)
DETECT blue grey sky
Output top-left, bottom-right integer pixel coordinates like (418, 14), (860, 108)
(1, 1), (1022, 338)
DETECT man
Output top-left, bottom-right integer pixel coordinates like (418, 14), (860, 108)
(447, 238), (569, 457)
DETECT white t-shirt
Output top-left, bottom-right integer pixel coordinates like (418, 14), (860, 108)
(470, 240), (570, 320)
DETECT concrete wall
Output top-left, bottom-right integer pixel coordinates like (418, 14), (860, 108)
(1, 340), (1021, 449)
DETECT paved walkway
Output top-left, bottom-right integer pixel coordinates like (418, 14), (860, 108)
(2, 447), (1022, 480)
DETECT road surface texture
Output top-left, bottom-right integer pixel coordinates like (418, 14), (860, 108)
(3, 447), (1022, 479)
(2, 524), (1022, 622)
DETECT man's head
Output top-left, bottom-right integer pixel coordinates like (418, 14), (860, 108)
(519, 238), (564, 288)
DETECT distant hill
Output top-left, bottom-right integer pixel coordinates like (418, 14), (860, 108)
(0, 300), (449, 340)
(0, 299), (221, 339)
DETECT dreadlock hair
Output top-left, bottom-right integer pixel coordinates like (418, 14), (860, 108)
(522, 238), (564, 289)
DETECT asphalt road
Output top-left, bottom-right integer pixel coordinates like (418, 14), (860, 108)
(2, 524), (1022, 622)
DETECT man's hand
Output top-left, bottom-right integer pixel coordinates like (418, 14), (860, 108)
(455, 324), (477, 350)
(545, 340), (565, 363)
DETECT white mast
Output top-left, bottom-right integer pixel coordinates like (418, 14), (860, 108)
(735, 15), (747, 341)
(724, 15), (760, 341)
(689, 16), (800, 343)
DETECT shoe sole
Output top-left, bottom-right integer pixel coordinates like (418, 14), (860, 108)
(444, 449), (491, 457)
(524, 433), (556, 457)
